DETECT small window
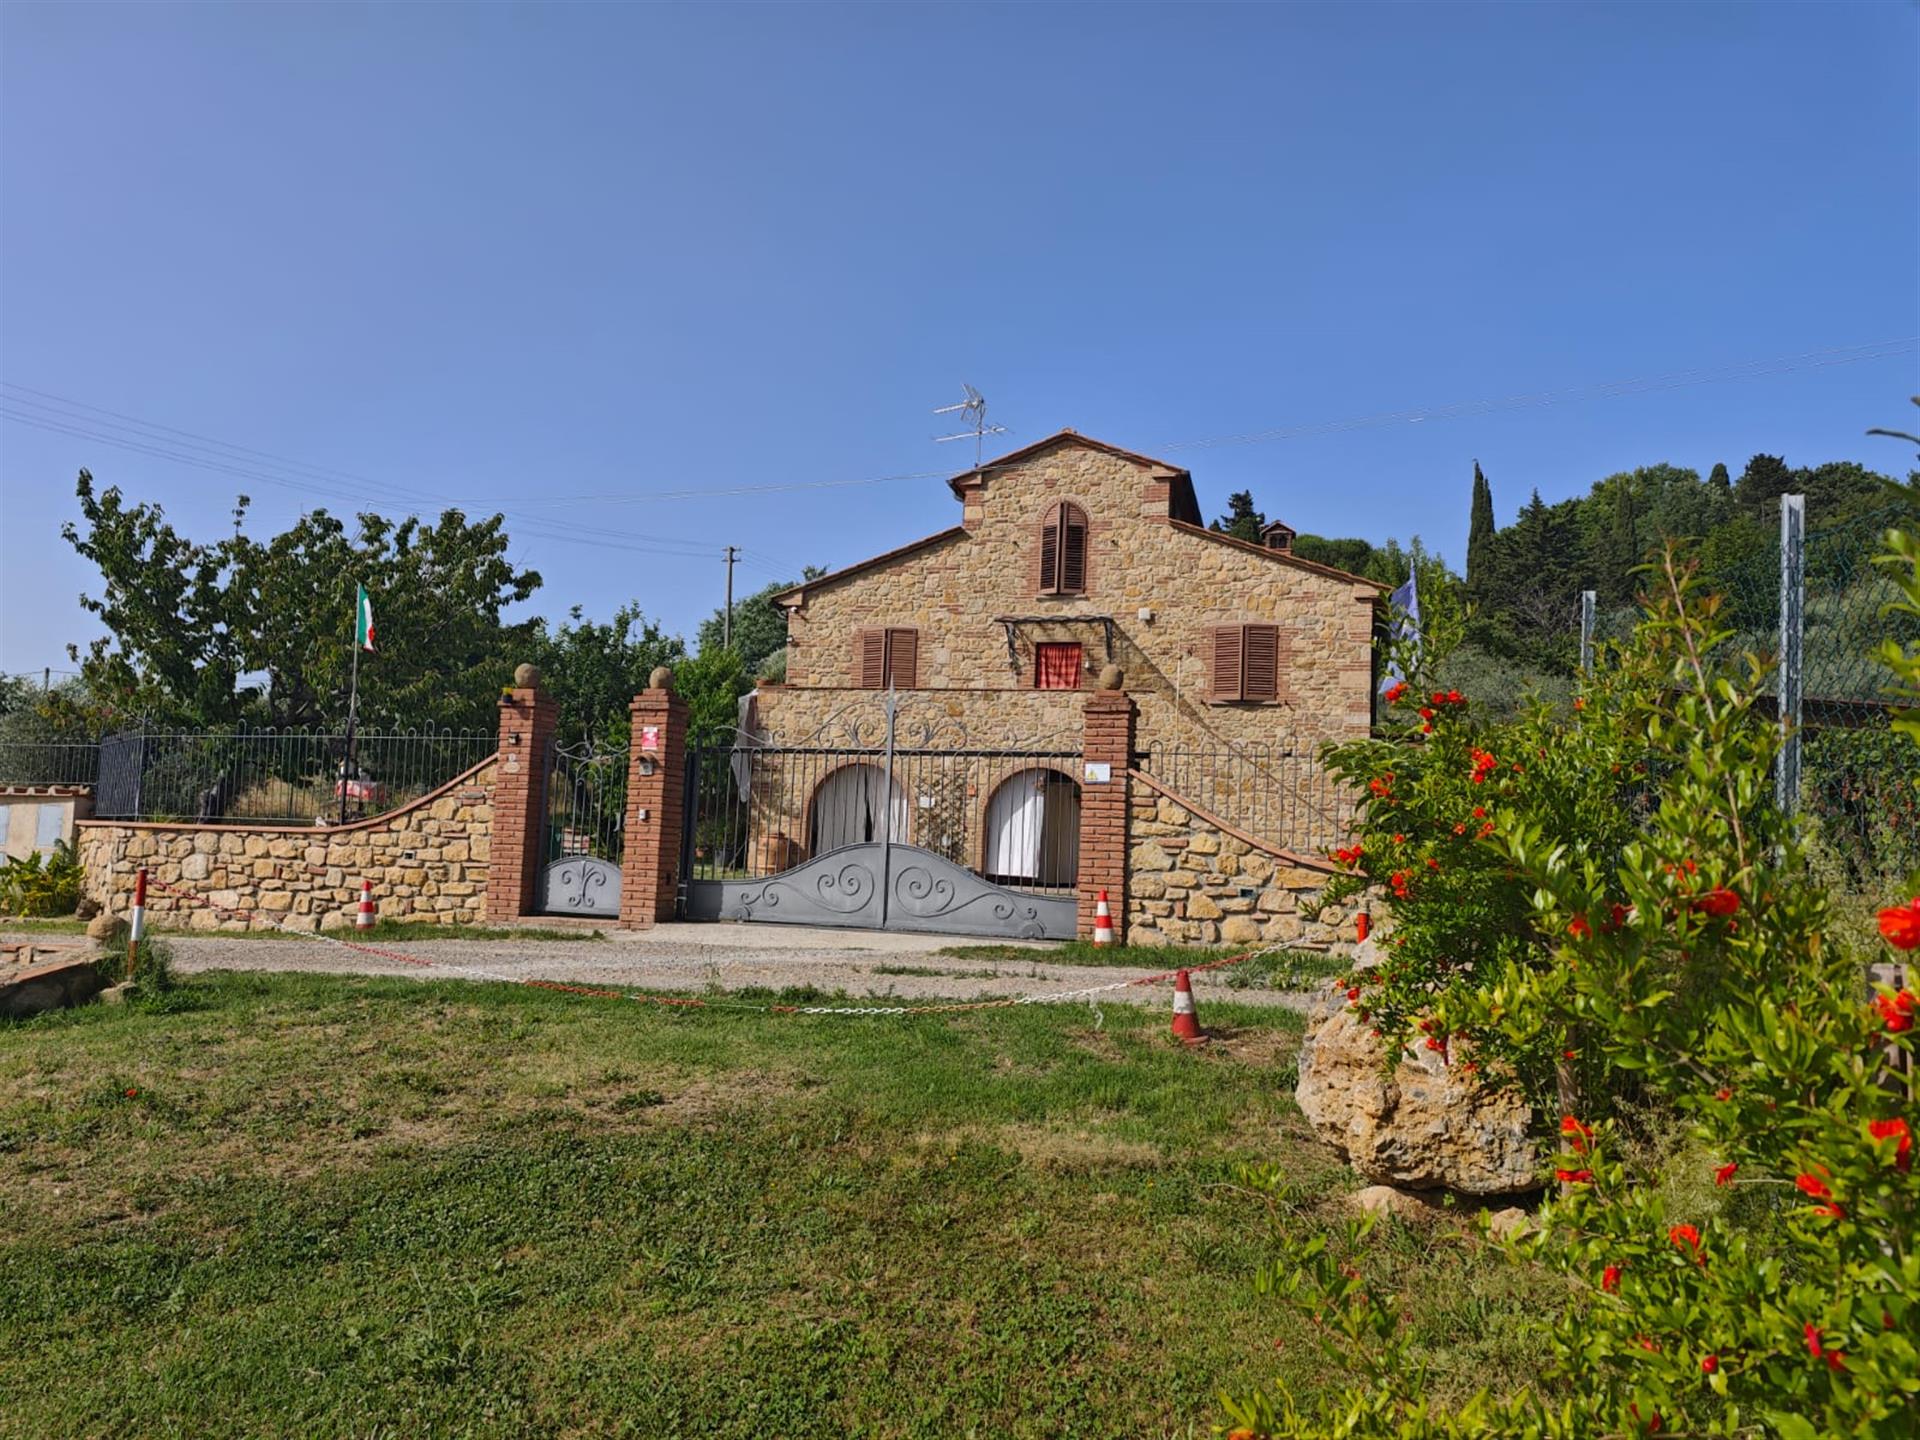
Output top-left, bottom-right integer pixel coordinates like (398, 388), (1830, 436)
(1033, 642), (1083, 690)
(1208, 623), (1283, 702)
(1039, 501), (1089, 596)
(853, 627), (919, 689)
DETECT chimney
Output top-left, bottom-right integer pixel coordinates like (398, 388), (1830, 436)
(1261, 519), (1296, 553)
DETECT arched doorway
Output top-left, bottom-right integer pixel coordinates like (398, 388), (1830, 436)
(983, 768), (1080, 889)
(809, 762), (910, 856)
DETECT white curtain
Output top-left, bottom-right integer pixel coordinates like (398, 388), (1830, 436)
(985, 770), (1048, 880)
(810, 764), (909, 854)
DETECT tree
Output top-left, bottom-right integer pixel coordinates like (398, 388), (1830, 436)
(61, 472), (542, 731)
(1734, 452), (1794, 513)
(1465, 461), (1496, 596)
(695, 568), (823, 678)
(531, 604), (684, 746)
(1210, 490), (1266, 544)
(1292, 534), (1376, 575)
(1708, 460), (1731, 492)
(674, 646), (749, 748)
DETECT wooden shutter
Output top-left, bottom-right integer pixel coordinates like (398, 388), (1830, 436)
(884, 628), (919, 689)
(1059, 504), (1088, 593)
(855, 629), (887, 689)
(1242, 624), (1280, 702)
(1209, 625), (1244, 701)
(1038, 506), (1060, 593)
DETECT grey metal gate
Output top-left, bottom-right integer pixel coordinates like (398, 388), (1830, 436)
(537, 733), (627, 919)
(682, 696), (1081, 941)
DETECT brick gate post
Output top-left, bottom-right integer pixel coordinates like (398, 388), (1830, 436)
(485, 664), (559, 923)
(1078, 677), (1136, 942)
(620, 666), (690, 929)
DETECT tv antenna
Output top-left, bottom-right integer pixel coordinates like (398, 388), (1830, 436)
(933, 384), (1008, 468)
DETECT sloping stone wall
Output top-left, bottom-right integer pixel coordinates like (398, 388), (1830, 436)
(1127, 772), (1351, 948)
(75, 759), (495, 932)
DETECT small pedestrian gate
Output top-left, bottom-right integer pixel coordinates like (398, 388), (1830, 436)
(681, 697), (1082, 941)
(537, 733), (627, 919)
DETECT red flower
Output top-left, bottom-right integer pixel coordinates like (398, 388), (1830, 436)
(1668, 1223), (1702, 1255)
(1471, 806), (1486, 819)
(1601, 1264), (1621, 1293)
(1694, 887), (1740, 918)
(1446, 690), (1461, 704)
(1568, 914), (1591, 940)
(1479, 821), (1494, 838)
(1555, 1167), (1592, 1184)
(1794, 1170), (1832, 1201)
(1635, 1335), (1658, 1353)
(1826, 1350), (1846, 1372)
(1875, 989), (1916, 1033)
(1700, 1353), (1718, 1374)
(1714, 1162), (1738, 1187)
(1878, 898), (1920, 951)
(1453, 822), (1467, 836)
(123, 1088), (138, 1098)
(1425, 857), (1440, 871)
(1345, 986), (1361, 1002)
(1560, 1115), (1593, 1152)
(1804, 1322), (1824, 1359)
(1419, 706), (1435, 720)
(1393, 833), (1407, 844)
(1384, 682), (1407, 704)
(1868, 1117), (1912, 1171)
(1715, 1087), (1732, 1102)
(1430, 691), (1446, 705)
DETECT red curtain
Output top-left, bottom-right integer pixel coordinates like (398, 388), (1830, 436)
(1034, 642), (1083, 690)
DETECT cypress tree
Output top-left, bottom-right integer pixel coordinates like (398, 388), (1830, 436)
(1708, 462), (1731, 492)
(1466, 461), (1496, 595)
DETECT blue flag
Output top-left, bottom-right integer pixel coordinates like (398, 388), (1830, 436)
(1380, 566), (1420, 694)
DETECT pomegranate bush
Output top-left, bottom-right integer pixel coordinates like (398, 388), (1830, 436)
(1222, 543), (1919, 1438)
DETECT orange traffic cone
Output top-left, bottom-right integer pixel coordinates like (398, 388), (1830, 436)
(1092, 888), (1115, 947)
(355, 879), (377, 929)
(1171, 968), (1207, 1045)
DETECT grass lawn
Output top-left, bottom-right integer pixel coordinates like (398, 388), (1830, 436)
(0, 916), (607, 943)
(939, 939), (1351, 988)
(0, 972), (1551, 1438)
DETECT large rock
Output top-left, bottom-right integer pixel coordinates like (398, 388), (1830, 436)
(1295, 989), (1540, 1196)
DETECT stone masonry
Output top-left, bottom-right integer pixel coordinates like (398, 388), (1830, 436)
(776, 432), (1380, 752)
(76, 759), (495, 931)
(1126, 771), (1349, 948)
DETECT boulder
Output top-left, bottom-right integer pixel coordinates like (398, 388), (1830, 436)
(1349, 1184), (1438, 1220)
(1295, 989), (1540, 1196)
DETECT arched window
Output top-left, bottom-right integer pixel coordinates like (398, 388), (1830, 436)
(1039, 501), (1089, 596)
(809, 764), (910, 855)
(983, 768), (1080, 889)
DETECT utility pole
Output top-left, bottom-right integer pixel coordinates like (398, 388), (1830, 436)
(722, 546), (738, 652)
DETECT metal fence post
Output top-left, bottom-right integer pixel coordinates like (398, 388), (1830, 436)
(1777, 494), (1805, 815)
(1579, 590), (1596, 674)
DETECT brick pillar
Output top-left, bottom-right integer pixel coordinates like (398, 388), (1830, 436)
(619, 682), (689, 928)
(485, 678), (558, 923)
(1078, 687), (1136, 942)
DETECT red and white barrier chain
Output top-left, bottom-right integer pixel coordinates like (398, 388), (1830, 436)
(128, 867), (1280, 1019)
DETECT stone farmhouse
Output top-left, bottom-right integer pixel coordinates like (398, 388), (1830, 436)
(765, 429), (1380, 752)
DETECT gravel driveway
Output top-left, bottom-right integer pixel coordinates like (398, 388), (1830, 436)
(12, 921), (1314, 1011)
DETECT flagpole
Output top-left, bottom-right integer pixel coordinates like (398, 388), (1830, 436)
(342, 583), (362, 826)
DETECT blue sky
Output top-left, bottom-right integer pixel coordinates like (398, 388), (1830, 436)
(2, 1), (1915, 681)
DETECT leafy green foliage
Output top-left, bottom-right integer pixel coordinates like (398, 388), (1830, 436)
(0, 841), (83, 917)
(1224, 545), (1920, 1437)
(60, 472), (541, 730)
(695, 569), (822, 678)
(529, 602), (684, 745)
(1211, 490), (1267, 543)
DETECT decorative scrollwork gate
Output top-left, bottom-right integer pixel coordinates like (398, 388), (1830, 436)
(681, 694), (1082, 940)
(538, 733), (627, 919)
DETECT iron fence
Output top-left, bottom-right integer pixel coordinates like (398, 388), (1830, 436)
(0, 741), (100, 787)
(1136, 741), (1357, 858)
(687, 742), (1085, 895)
(74, 726), (495, 825)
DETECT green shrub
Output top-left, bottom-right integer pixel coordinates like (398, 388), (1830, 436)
(1223, 543), (1920, 1438)
(0, 840), (84, 916)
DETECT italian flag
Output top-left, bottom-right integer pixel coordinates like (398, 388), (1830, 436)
(355, 583), (376, 653)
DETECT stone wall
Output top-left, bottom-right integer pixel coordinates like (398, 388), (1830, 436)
(75, 759), (495, 932)
(778, 435), (1380, 752)
(1126, 771), (1351, 948)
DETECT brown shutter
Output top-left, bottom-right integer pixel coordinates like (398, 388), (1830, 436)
(885, 628), (919, 689)
(1242, 624), (1280, 702)
(1038, 504), (1060, 593)
(1209, 625), (1244, 701)
(855, 629), (887, 689)
(1060, 504), (1088, 593)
